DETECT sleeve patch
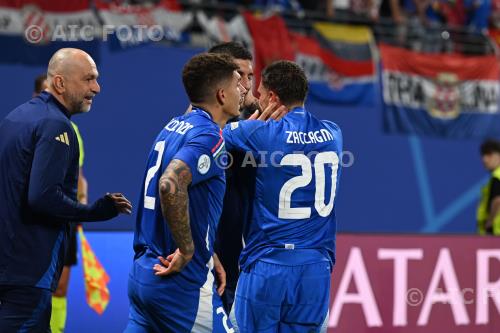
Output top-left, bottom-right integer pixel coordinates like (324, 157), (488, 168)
(197, 154), (211, 175)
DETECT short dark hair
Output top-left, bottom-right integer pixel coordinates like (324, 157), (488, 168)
(261, 60), (308, 106)
(480, 139), (500, 155)
(208, 42), (252, 61)
(34, 73), (47, 94)
(182, 53), (239, 104)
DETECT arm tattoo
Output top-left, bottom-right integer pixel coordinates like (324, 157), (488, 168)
(159, 159), (194, 256)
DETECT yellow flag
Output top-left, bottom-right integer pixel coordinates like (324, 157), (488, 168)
(77, 225), (110, 315)
(313, 22), (373, 44)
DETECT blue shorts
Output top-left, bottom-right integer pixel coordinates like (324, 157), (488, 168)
(230, 255), (331, 333)
(124, 260), (234, 333)
(0, 285), (52, 333)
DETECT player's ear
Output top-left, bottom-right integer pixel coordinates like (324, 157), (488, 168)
(53, 75), (65, 94)
(269, 91), (279, 104)
(216, 88), (225, 106)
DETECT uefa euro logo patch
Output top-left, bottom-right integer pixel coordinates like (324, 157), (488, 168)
(197, 154), (210, 175)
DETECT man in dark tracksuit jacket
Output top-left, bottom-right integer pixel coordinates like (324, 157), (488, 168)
(0, 48), (132, 333)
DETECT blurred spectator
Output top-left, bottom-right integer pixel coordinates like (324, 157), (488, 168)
(218, 0), (255, 5)
(428, 0), (467, 27)
(378, 0), (422, 24)
(253, 0), (303, 11)
(328, 0), (380, 19)
(376, 0), (468, 26)
(491, 0), (500, 27)
(253, 0), (332, 15)
(352, 0), (381, 18)
(464, 0), (491, 32)
(126, 0), (160, 4)
(297, 0), (327, 11)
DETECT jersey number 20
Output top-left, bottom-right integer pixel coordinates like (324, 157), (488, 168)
(278, 152), (339, 219)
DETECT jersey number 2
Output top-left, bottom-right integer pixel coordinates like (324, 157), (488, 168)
(144, 141), (165, 210)
(278, 152), (339, 219)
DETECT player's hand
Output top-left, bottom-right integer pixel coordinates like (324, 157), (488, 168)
(153, 248), (193, 276)
(213, 253), (226, 296)
(249, 101), (287, 122)
(106, 193), (132, 215)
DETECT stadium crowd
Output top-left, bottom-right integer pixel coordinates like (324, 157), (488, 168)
(118, 0), (500, 32)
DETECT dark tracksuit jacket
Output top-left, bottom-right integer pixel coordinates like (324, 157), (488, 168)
(0, 91), (117, 291)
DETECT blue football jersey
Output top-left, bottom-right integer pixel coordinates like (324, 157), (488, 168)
(132, 107), (226, 288)
(223, 106), (342, 270)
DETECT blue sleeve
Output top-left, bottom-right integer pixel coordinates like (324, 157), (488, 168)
(323, 120), (343, 150)
(28, 119), (117, 222)
(173, 129), (224, 186)
(222, 120), (266, 152)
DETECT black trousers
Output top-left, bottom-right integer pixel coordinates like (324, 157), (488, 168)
(0, 285), (52, 333)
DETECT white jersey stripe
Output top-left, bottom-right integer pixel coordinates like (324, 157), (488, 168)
(191, 257), (215, 332)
